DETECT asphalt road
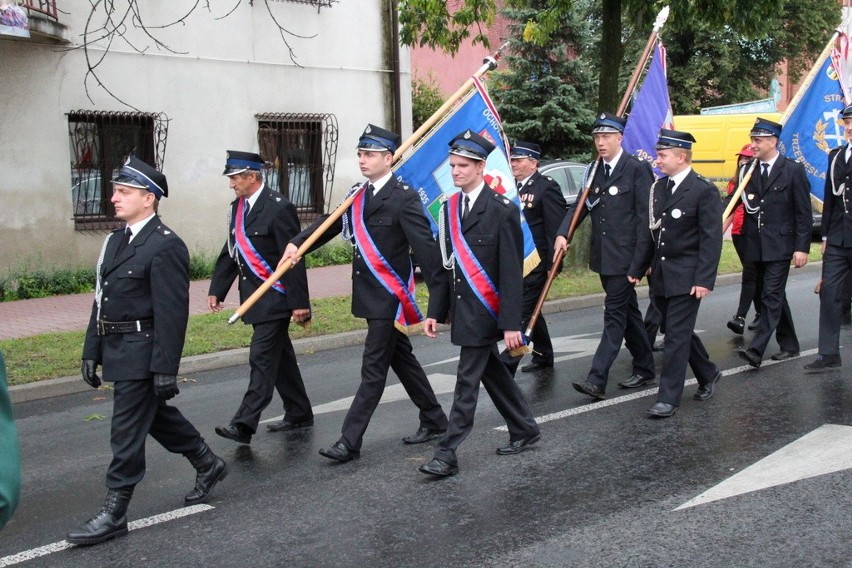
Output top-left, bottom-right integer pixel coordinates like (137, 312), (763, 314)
(2, 267), (851, 567)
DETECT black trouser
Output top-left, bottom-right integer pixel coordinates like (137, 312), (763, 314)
(434, 344), (539, 466)
(339, 319), (447, 451)
(818, 244), (852, 355)
(586, 274), (655, 389)
(500, 270), (552, 374)
(654, 294), (719, 406)
(233, 317), (312, 433)
(108, 379), (202, 489)
(748, 260), (800, 357)
(732, 234), (762, 318)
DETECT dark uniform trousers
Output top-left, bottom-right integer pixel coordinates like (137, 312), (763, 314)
(341, 318), (447, 451)
(749, 260), (800, 356)
(433, 188), (540, 467)
(587, 275), (656, 388)
(233, 318), (311, 432)
(109, 380), (201, 488)
(501, 270), (552, 374)
(564, 155), (656, 386)
(820, 246), (852, 354)
(434, 344), (540, 467)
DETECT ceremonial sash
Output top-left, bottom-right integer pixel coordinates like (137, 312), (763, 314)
(234, 198), (286, 295)
(446, 193), (500, 320)
(351, 188), (423, 331)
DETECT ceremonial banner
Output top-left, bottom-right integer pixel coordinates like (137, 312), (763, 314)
(622, 40), (674, 170)
(778, 52), (846, 204)
(394, 78), (540, 275)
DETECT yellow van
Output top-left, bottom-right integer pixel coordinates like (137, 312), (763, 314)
(673, 113), (782, 180)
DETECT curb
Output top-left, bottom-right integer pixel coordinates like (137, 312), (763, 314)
(9, 263), (822, 405)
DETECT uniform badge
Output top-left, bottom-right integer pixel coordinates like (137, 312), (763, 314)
(747, 193), (755, 200)
(464, 130), (472, 139)
(164, 230), (171, 235)
(365, 125), (372, 133)
(594, 187), (600, 195)
(671, 208), (682, 219)
(608, 187), (618, 196)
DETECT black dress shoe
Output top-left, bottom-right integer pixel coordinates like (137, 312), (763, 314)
(726, 315), (745, 335)
(496, 433), (541, 455)
(738, 348), (762, 368)
(572, 381), (606, 400)
(66, 488), (133, 546)
(770, 350), (800, 361)
(617, 374), (656, 389)
(215, 423), (252, 444)
(804, 354), (842, 372)
(402, 426), (446, 444)
(647, 402), (678, 418)
(520, 361), (553, 373)
(694, 371), (722, 402)
(418, 458), (458, 477)
(319, 441), (359, 462)
(748, 313), (761, 331)
(266, 418), (314, 432)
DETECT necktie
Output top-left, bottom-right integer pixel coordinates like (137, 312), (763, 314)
(665, 178), (674, 199)
(242, 198), (250, 222)
(462, 195), (470, 220)
(604, 163), (611, 181)
(116, 227), (131, 257)
(761, 163), (769, 186)
(516, 180), (523, 192)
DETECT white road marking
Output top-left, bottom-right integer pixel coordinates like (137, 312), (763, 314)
(259, 373), (458, 423)
(493, 348), (818, 431)
(675, 423), (852, 510)
(0, 504), (214, 567)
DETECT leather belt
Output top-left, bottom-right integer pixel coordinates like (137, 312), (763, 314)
(97, 319), (154, 335)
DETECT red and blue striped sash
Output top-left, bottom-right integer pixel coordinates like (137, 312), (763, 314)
(351, 189), (423, 330)
(234, 197), (286, 295)
(446, 193), (499, 320)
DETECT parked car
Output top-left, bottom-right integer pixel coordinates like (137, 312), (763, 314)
(538, 160), (587, 204)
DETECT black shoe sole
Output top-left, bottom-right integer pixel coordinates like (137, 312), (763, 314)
(738, 350), (761, 368)
(66, 526), (129, 546)
(402, 431), (446, 445)
(617, 378), (656, 389)
(496, 433), (541, 455)
(318, 449), (359, 462)
(214, 427), (251, 445)
(572, 383), (605, 400)
(266, 420), (314, 432)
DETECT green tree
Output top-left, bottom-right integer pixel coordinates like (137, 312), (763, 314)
(411, 72), (444, 130)
(490, 0), (597, 160)
(398, 0), (839, 114)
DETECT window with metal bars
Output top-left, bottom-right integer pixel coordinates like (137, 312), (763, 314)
(67, 111), (168, 231)
(256, 113), (338, 223)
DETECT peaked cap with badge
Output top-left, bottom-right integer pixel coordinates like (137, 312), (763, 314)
(510, 141), (541, 161)
(222, 150), (265, 176)
(749, 118), (782, 138)
(655, 129), (697, 150)
(112, 155), (168, 199)
(449, 129), (496, 161)
(592, 112), (627, 134)
(357, 124), (402, 153)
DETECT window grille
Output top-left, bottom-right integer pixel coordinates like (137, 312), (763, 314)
(256, 113), (338, 223)
(67, 111), (168, 231)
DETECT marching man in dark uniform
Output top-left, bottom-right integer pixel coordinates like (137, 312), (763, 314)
(420, 130), (541, 477)
(68, 157), (227, 546)
(280, 124), (448, 462)
(554, 113), (656, 400)
(805, 105), (852, 371)
(737, 118), (812, 369)
(208, 151), (314, 444)
(499, 141), (568, 374)
(642, 130), (723, 418)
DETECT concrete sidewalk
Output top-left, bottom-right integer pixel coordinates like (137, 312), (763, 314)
(0, 263), (353, 341)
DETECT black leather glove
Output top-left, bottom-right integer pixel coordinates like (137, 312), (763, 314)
(81, 359), (101, 388)
(153, 373), (180, 400)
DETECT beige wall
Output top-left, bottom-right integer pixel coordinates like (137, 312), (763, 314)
(0, 0), (411, 270)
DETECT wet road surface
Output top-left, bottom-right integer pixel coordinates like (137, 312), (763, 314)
(2, 267), (851, 567)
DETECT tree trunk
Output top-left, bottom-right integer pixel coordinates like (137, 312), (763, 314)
(597, 0), (623, 113)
